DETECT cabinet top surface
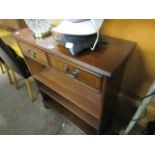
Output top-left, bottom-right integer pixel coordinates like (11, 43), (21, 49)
(13, 28), (135, 77)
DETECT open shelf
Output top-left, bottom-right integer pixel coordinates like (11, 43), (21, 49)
(34, 68), (102, 119)
(42, 93), (96, 135)
(37, 81), (99, 129)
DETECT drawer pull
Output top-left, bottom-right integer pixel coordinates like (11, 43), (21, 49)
(27, 49), (37, 58)
(32, 51), (37, 58)
(64, 64), (80, 78)
(27, 49), (30, 54)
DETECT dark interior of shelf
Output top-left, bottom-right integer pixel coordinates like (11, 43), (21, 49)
(41, 92), (96, 135)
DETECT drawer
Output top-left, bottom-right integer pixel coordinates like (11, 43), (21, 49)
(18, 41), (48, 65)
(49, 55), (102, 90)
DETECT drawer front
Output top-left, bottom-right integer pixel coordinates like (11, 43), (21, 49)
(18, 41), (48, 65)
(49, 55), (102, 90)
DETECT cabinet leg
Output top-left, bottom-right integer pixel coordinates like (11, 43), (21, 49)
(44, 103), (50, 109)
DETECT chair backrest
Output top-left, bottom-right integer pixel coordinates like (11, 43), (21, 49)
(0, 38), (30, 78)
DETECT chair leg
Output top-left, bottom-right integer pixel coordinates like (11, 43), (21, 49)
(0, 61), (5, 74)
(25, 79), (35, 102)
(11, 70), (19, 89)
(3, 63), (13, 85)
(0, 61), (2, 73)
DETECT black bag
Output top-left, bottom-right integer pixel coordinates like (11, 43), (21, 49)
(59, 34), (107, 55)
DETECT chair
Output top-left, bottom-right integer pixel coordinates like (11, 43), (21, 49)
(0, 38), (35, 102)
(0, 57), (5, 73)
(0, 56), (13, 84)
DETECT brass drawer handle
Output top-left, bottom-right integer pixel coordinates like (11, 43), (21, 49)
(32, 51), (37, 58)
(64, 64), (80, 79)
(27, 49), (30, 54)
(27, 49), (37, 58)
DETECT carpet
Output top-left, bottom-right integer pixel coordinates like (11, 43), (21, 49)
(0, 70), (84, 135)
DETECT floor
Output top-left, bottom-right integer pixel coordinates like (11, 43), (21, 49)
(0, 70), (85, 135)
(0, 69), (143, 135)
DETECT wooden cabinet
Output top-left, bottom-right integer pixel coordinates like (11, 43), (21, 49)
(13, 28), (135, 134)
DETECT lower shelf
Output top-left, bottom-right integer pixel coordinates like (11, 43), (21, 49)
(42, 95), (96, 135)
(34, 68), (102, 119)
(38, 81), (99, 129)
